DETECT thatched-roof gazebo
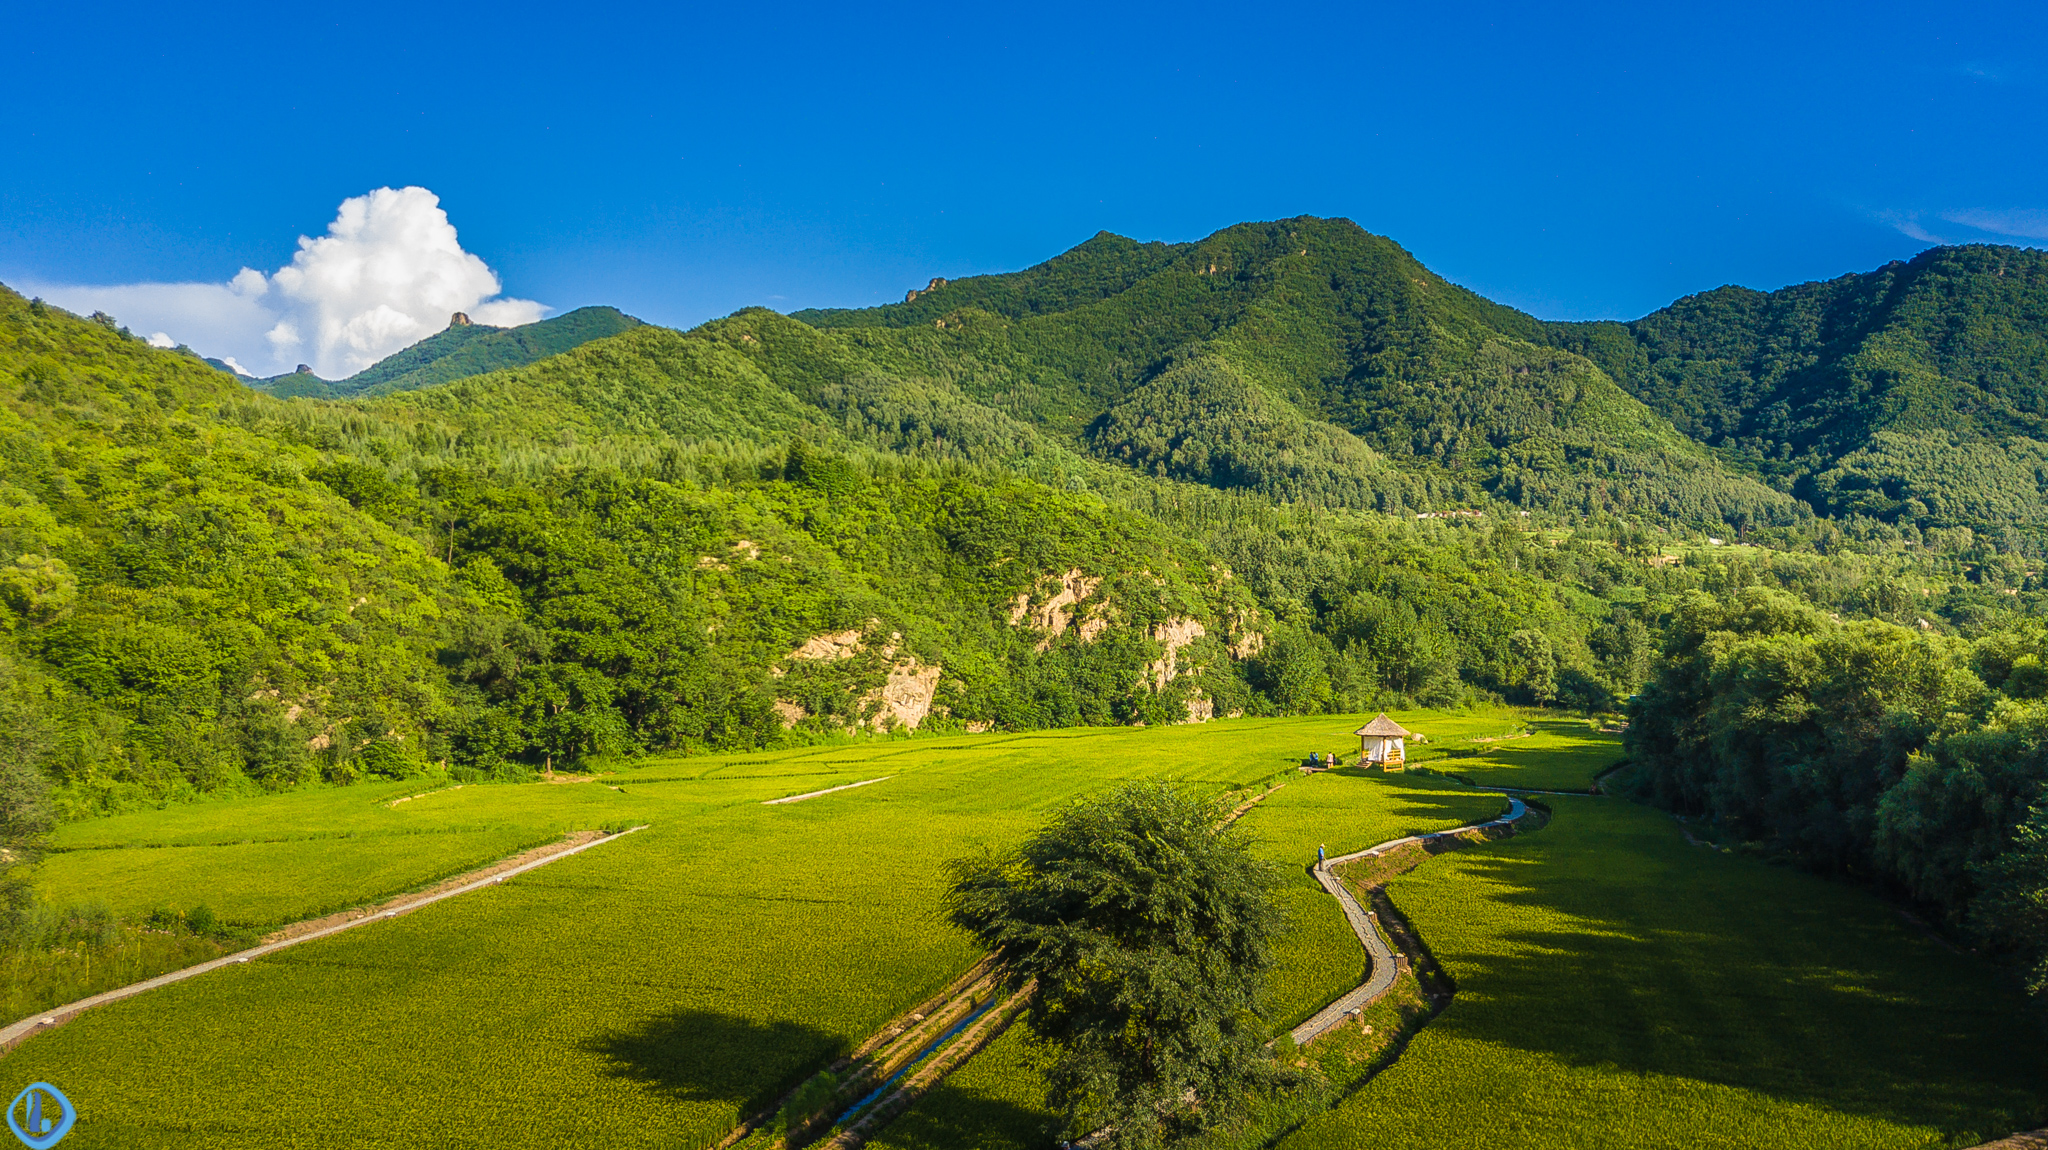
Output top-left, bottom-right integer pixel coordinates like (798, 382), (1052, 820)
(1355, 713), (1412, 770)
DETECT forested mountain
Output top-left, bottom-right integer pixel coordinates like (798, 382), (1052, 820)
(798, 218), (1800, 529)
(335, 305), (643, 397)
(7, 216), (2048, 988)
(1550, 245), (2048, 531)
(3, 284), (1674, 822)
(227, 306), (642, 399)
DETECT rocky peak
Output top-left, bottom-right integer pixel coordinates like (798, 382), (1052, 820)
(904, 277), (950, 304)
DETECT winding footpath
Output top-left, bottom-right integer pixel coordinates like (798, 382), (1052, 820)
(1288, 796), (1527, 1045)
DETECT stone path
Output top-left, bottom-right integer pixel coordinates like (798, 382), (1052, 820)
(1288, 797), (1526, 1045)
(0, 824), (648, 1053)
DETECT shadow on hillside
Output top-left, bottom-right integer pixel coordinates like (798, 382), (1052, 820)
(584, 1008), (846, 1115)
(1396, 805), (2048, 1141)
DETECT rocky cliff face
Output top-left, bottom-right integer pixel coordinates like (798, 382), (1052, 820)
(772, 625), (943, 732)
(1008, 569), (1106, 650)
(1147, 617), (1206, 691)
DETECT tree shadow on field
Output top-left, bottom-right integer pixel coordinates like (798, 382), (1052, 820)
(1399, 802), (2048, 1142)
(862, 1079), (1053, 1150)
(1424, 721), (1621, 791)
(584, 1009), (847, 1116)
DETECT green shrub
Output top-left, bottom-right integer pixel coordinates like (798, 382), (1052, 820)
(776, 1069), (841, 1136)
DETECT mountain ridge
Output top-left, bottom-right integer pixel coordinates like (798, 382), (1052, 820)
(787, 216), (1796, 528)
(170, 217), (2048, 537)
(225, 305), (643, 399)
(1546, 243), (2048, 527)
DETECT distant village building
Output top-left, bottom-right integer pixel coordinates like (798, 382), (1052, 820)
(1355, 713), (1412, 770)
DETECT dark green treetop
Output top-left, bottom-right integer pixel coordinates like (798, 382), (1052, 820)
(944, 783), (1295, 1150)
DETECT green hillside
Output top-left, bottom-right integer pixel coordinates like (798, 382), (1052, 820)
(337, 304), (643, 396)
(801, 217), (1801, 528)
(10, 217), (2048, 1002)
(225, 305), (643, 399)
(1549, 245), (2048, 528)
(3, 285), (1674, 823)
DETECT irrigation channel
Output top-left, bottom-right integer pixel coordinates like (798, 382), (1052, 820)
(716, 958), (1035, 1150)
(739, 783), (1545, 1150)
(836, 999), (996, 1123)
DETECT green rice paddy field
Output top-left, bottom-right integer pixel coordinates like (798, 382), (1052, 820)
(17, 712), (1502, 1148)
(18, 711), (2048, 1148)
(1277, 795), (2048, 1149)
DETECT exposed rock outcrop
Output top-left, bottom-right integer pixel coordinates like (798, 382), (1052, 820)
(868, 658), (941, 731)
(1227, 608), (1266, 659)
(904, 277), (950, 303)
(772, 626), (944, 732)
(788, 629), (865, 662)
(1008, 569), (1103, 651)
(1148, 616), (1206, 691)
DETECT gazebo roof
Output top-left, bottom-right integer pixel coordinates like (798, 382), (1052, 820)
(1354, 713), (1412, 738)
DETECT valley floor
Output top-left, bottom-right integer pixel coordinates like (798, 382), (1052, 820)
(15, 711), (2046, 1149)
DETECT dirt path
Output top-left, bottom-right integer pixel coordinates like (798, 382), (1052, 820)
(764, 777), (893, 805)
(1289, 798), (1527, 1045)
(0, 825), (648, 1054)
(1971, 1131), (2048, 1149)
(262, 830), (609, 944)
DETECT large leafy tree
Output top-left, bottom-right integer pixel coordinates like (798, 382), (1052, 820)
(1974, 791), (2048, 994)
(944, 784), (1293, 1150)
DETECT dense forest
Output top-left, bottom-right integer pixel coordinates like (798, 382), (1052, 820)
(1549, 245), (2048, 534)
(5, 215), (2048, 990)
(233, 305), (642, 399)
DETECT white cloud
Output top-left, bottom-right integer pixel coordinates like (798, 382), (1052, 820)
(1939, 209), (2048, 240)
(219, 356), (256, 378)
(17, 187), (547, 379)
(146, 332), (175, 348)
(1878, 211), (1943, 244)
(1877, 207), (2048, 247)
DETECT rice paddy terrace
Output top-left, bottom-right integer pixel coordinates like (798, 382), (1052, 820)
(18, 711), (2048, 1148)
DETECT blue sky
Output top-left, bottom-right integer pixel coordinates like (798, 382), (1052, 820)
(3, 0), (2045, 372)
